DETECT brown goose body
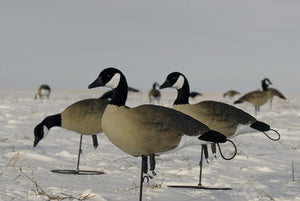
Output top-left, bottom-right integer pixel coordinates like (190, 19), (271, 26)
(102, 104), (210, 157)
(234, 90), (270, 107)
(268, 87), (286, 100)
(173, 101), (256, 137)
(34, 98), (109, 147)
(234, 78), (272, 114)
(223, 90), (240, 98)
(61, 98), (109, 135)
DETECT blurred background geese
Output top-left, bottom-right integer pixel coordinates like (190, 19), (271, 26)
(148, 82), (161, 104)
(34, 84), (51, 100)
(267, 86), (286, 110)
(88, 67), (228, 200)
(34, 97), (109, 174)
(223, 90), (240, 99)
(234, 78), (272, 115)
(160, 72), (280, 189)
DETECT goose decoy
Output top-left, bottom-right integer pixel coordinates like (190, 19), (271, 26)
(189, 91), (202, 98)
(34, 98), (109, 174)
(234, 78), (272, 115)
(128, 86), (140, 92)
(88, 68), (228, 200)
(160, 72), (280, 189)
(148, 82), (161, 104)
(223, 90), (240, 99)
(99, 86), (139, 100)
(34, 84), (51, 100)
(268, 87), (286, 110)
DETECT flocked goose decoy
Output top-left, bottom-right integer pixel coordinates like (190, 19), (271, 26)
(34, 97), (109, 174)
(34, 84), (51, 100)
(234, 78), (272, 115)
(189, 91), (202, 99)
(160, 72), (280, 189)
(267, 87), (286, 110)
(88, 68), (228, 200)
(223, 90), (240, 99)
(148, 82), (161, 104)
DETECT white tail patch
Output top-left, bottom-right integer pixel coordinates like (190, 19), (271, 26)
(106, 73), (121, 89)
(228, 124), (257, 139)
(172, 75), (185, 89)
(43, 126), (49, 138)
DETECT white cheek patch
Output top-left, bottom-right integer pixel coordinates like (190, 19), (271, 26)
(106, 73), (121, 89)
(43, 126), (49, 138)
(172, 75), (185, 89)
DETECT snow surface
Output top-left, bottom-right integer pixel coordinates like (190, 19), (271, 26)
(0, 89), (299, 201)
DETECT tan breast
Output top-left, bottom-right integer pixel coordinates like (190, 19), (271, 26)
(102, 104), (209, 157)
(61, 99), (109, 135)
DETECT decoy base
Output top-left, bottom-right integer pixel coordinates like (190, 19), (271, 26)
(167, 185), (232, 190)
(51, 169), (105, 175)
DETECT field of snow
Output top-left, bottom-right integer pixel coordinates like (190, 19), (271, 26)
(0, 89), (299, 201)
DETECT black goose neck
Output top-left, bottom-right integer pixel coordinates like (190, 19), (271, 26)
(174, 79), (190, 105)
(43, 114), (61, 129)
(262, 81), (269, 91)
(110, 76), (128, 107)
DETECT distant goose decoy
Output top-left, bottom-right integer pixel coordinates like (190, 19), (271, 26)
(234, 78), (272, 115)
(189, 91), (202, 98)
(268, 87), (286, 110)
(148, 82), (161, 104)
(99, 86), (140, 100)
(160, 72), (280, 189)
(34, 84), (51, 100)
(88, 68), (228, 200)
(223, 90), (240, 99)
(34, 98), (109, 174)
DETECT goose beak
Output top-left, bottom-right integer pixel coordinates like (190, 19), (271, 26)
(159, 80), (171, 89)
(88, 77), (104, 89)
(33, 136), (41, 147)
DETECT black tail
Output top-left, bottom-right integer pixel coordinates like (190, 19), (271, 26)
(198, 130), (227, 143)
(234, 100), (242, 104)
(250, 121), (270, 132)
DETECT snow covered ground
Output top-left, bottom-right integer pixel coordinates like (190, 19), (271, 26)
(0, 89), (299, 201)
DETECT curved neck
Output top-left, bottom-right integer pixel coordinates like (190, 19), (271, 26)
(152, 83), (157, 90)
(110, 76), (128, 107)
(262, 81), (269, 91)
(174, 79), (190, 105)
(43, 114), (61, 129)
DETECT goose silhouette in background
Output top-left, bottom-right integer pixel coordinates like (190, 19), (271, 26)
(189, 91), (202, 99)
(234, 78), (272, 115)
(99, 86), (140, 100)
(148, 82), (161, 104)
(223, 90), (240, 99)
(34, 97), (109, 174)
(34, 84), (51, 100)
(267, 87), (286, 110)
(160, 72), (280, 189)
(88, 68), (229, 200)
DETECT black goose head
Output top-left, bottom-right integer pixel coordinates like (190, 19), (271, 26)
(160, 72), (187, 90)
(89, 67), (128, 106)
(160, 72), (190, 104)
(261, 78), (272, 91)
(33, 123), (46, 147)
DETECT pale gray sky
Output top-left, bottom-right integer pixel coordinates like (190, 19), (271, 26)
(1, 0), (299, 93)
